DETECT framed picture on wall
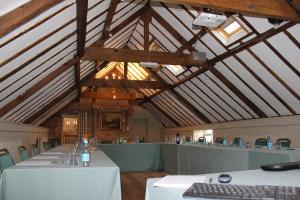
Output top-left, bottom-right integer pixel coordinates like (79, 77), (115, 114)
(101, 112), (122, 130)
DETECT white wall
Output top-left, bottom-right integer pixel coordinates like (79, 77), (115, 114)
(161, 115), (300, 148)
(132, 105), (163, 142)
(0, 121), (48, 163)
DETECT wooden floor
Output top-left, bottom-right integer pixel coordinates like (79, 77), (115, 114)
(121, 171), (168, 200)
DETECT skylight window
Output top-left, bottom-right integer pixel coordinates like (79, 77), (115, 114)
(212, 16), (249, 45)
(224, 21), (241, 34)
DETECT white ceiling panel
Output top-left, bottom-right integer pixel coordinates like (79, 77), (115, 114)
(287, 24), (300, 43)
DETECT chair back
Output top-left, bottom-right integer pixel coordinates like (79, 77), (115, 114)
(198, 137), (204, 143)
(255, 138), (268, 147)
(233, 137), (241, 146)
(18, 146), (30, 161)
(276, 138), (291, 148)
(215, 137), (224, 144)
(31, 144), (39, 156)
(0, 149), (14, 173)
(43, 142), (51, 151)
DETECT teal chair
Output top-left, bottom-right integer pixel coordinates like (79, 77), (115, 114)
(233, 137), (241, 146)
(215, 137), (224, 144)
(31, 144), (39, 156)
(18, 146), (30, 161)
(255, 138), (268, 147)
(43, 142), (51, 151)
(276, 138), (291, 148)
(0, 149), (14, 174)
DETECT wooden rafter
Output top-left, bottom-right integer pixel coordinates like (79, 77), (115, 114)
(142, 7), (151, 51)
(76, 0), (88, 57)
(98, 0), (119, 46)
(81, 90), (137, 100)
(82, 79), (167, 89)
(0, 58), (78, 118)
(74, 57), (81, 101)
(147, 68), (211, 123)
(83, 47), (206, 65)
(150, 0), (300, 21)
(0, 0), (64, 37)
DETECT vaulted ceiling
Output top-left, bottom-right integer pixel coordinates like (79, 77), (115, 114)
(0, 0), (299, 127)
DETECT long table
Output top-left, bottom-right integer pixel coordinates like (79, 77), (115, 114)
(98, 143), (300, 174)
(162, 143), (300, 174)
(99, 143), (162, 172)
(0, 145), (121, 200)
(145, 169), (300, 200)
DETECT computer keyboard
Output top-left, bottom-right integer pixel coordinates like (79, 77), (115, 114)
(183, 183), (300, 199)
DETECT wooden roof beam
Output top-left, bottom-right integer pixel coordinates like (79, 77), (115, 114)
(0, 0), (64, 37)
(74, 57), (81, 101)
(83, 47), (206, 65)
(82, 79), (167, 89)
(76, 0), (88, 57)
(98, 0), (119, 46)
(142, 8), (151, 51)
(150, 0), (300, 21)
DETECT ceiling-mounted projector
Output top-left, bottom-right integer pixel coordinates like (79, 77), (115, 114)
(193, 13), (227, 28)
(139, 62), (158, 68)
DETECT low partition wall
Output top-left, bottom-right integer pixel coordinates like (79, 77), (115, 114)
(99, 143), (300, 174)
